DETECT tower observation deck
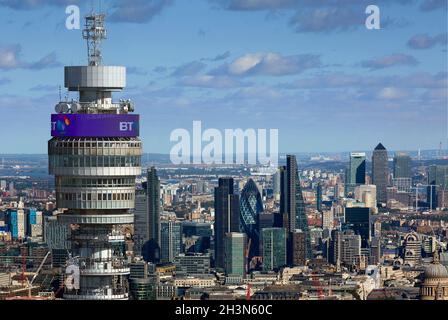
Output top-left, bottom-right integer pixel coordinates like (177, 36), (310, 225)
(48, 13), (142, 300)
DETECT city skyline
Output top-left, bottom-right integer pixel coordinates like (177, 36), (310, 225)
(0, 0), (446, 154)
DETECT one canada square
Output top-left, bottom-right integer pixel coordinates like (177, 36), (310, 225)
(48, 13), (142, 299)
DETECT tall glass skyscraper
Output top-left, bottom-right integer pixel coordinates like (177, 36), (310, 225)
(316, 182), (323, 212)
(224, 232), (246, 277)
(147, 167), (161, 245)
(48, 13), (142, 300)
(393, 153), (412, 179)
(240, 179), (263, 261)
(281, 155), (312, 260)
(160, 220), (182, 263)
(214, 177), (240, 270)
(372, 143), (389, 204)
(262, 228), (287, 271)
(345, 152), (366, 195)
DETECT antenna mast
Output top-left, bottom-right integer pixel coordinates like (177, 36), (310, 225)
(82, 13), (107, 66)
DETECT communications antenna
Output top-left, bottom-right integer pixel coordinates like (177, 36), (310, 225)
(82, 13), (107, 66)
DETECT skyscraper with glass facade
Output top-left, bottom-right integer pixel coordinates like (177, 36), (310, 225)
(240, 179), (263, 262)
(214, 177), (240, 270)
(372, 143), (388, 204)
(224, 232), (246, 277)
(160, 220), (182, 263)
(280, 155), (312, 260)
(262, 228), (287, 271)
(346, 152), (366, 195)
(393, 153), (412, 179)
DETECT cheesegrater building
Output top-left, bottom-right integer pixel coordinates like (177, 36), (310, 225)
(48, 13), (142, 300)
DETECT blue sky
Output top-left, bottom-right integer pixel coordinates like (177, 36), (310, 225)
(0, 0), (446, 154)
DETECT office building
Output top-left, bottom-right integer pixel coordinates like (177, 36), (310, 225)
(372, 143), (388, 204)
(240, 179), (263, 261)
(344, 207), (370, 248)
(129, 260), (157, 300)
(214, 177), (240, 270)
(262, 228), (287, 271)
(322, 210), (334, 231)
(288, 230), (306, 266)
(332, 230), (362, 267)
(354, 185), (377, 213)
(316, 182), (323, 212)
(280, 155), (311, 259)
(134, 189), (148, 255)
(147, 167), (161, 244)
(345, 152), (366, 195)
(174, 253), (211, 275)
(393, 153), (412, 179)
(160, 220), (182, 263)
(224, 233), (246, 277)
(6, 209), (25, 240)
(392, 177), (412, 193)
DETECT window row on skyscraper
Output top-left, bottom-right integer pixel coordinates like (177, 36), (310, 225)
(49, 154), (141, 168)
(48, 138), (142, 156)
(56, 177), (136, 188)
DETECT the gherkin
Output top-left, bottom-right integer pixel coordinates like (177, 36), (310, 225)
(240, 179), (263, 260)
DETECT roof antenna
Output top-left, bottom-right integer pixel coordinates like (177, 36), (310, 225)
(83, 1), (107, 66)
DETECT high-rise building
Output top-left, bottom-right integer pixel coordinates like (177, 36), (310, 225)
(214, 177), (240, 270)
(48, 13), (142, 300)
(134, 190), (148, 255)
(147, 167), (161, 244)
(262, 228), (287, 271)
(278, 165), (288, 228)
(280, 155), (311, 260)
(345, 152), (366, 195)
(322, 210), (334, 231)
(316, 182), (323, 212)
(273, 169), (281, 201)
(6, 209), (25, 240)
(224, 232), (246, 277)
(135, 167), (161, 261)
(28, 209), (43, 238)
(288, 230), (306, 266)
(160, 220), (182, 263)
(344, 207), (370, 248)
(332, 230), (362, 267)
(129, 260), (157, 300)
(393, 153), (412, 179)
(240, 179), (263, 261)
(370, 237), (381, 265)
(354, 185), (377, 213)
(372, 143), (388, 204)
(428, 165), (448, 187)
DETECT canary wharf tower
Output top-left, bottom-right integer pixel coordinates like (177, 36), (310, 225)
(48, 13), (141, 300)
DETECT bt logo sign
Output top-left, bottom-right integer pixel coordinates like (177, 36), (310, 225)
(120, 122), (135, 132)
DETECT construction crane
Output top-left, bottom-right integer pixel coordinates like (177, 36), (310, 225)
(18, 250), (51, 298)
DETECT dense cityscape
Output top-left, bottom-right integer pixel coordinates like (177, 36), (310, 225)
(0, 1), (446, 306)
(1, 144), (448, 300)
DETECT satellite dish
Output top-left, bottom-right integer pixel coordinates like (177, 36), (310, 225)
(65, 264), (80, 290)
(55, 103), (63, 113)
(70, 103), (81, 113)
(60, 103), (70, 113)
